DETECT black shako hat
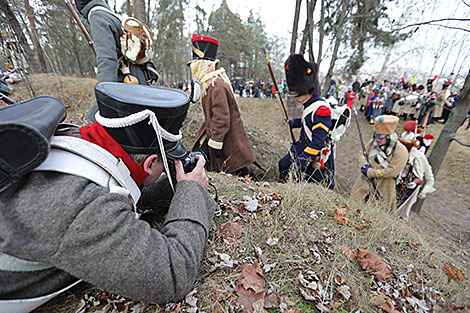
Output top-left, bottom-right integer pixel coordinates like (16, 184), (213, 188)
(190, 34), (219, 61)
(284, 53), (319, 96)
(95, 82), (190, 160)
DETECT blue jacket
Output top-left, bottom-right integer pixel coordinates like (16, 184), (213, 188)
(290, 95), (332, 161)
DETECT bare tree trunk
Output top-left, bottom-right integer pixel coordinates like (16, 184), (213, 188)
(316, 0), (325, 67)
(178, 0), (185, 82)
(299, 0), (309, 55)
(413, 70), (470, 213)
(307, 3), (315, 63)
(290, 0), (302, 54)
(451, 48), (470, 90)
(23, 0), (47, 72)
(299, 0), (316, 61)
(377, 44), (394, 80)
(320, 0), (347, 97)
(133, 0), (147, 24)
(0, 0), (39, 72)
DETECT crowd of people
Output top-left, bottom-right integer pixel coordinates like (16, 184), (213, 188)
(325, 76), (463, 217)
(327, 77), (460, 126)
(0, 0), (465, 311)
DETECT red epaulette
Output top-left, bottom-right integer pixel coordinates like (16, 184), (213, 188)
(316, 105), (331, 117)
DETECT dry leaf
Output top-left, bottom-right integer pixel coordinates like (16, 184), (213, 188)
(356, 248), (391, 281)
(409, 242), (423, 249)
(340, 244), (355, 262)
(252, 299), (269, 313)
(240, 261), (266, 294)
(242, 196), (259, 212)
(235, 283), (266, 313)
(263, 292), (279, 309)
(442, 261), (468, 281)
(333, 204), (350, 225)
(284, 310), (303, 313)
(217, 222), (243, 241)
(280, 296), (295, 308)
(370, 295), (399, 313)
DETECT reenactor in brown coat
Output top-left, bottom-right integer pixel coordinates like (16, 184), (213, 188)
(351, 115), (409, 212)
(188, 34), (256, 175)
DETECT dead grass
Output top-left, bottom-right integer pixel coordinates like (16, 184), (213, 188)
(8, 75), (468, 312)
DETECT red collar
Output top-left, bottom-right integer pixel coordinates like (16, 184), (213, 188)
(80, 122), (148, 186)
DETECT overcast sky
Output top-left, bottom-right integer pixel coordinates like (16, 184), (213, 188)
(184, 0), (469, 87)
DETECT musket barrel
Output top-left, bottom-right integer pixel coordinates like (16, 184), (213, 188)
(64, 0), (97, 56)
(352, 107), (383, 198)
(263, 49), (295, 144)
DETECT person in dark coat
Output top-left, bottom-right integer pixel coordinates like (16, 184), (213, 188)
(188, 35), (256, 176)
(278, 54), (334, 188)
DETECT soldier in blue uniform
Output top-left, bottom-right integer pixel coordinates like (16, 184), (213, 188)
(278, 54), (334, 188)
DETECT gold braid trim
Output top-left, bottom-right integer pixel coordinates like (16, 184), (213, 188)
(189, 59), (233, 98)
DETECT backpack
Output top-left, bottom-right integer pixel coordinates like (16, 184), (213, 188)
(120, 17), (154, 65)
(88, 7), (155, 65)
(323, 98), (351, 142)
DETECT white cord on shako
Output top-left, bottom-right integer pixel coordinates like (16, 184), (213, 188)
(95, 109), (182, 192)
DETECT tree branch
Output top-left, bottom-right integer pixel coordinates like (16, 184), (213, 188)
(451, 135), (470, 147)
(429, 23), (470, 33)
(391, 18), (470, 33)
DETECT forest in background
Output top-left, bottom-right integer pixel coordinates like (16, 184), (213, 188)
(1, 0), (469, 92)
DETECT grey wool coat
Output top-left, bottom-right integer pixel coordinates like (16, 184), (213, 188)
(0, 169), (216, 303)
(81, 0), (148, 84)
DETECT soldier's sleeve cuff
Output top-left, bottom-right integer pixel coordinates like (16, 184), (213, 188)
(303, 147), (320, 157)
(208, 138), (223, 150)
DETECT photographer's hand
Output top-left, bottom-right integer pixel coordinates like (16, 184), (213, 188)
(175, 156), (208, 188)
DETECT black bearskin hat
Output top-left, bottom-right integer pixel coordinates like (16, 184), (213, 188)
(284, 54), (319, 96)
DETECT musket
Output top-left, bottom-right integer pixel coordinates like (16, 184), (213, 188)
(64, 0), (97, 56)
(263, 48), (296, 144)
(352, 107), (383, 198)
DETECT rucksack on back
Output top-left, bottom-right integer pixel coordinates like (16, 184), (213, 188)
(120, 17), (154, 65)
(324, 98), (351, 142)
(88, 7), (155, 65)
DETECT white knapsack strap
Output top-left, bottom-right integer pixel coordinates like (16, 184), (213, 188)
(301, 100), (327, 142)
(88, 5), (122, 22)
(0, 279), (82, 313)
(0, 252), (52, 272)
(35, 136), (141, 205)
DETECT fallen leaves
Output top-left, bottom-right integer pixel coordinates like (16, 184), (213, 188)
(333, 202), (350, 225)
(235, 261), (267, 312)
(340, 244), (355, 262)
(298, 270), (352, 311)
(217, 222), (243, 243)
(442, 261), (468, 282)
(332, 202), (370, 230)
(356, 248), (391, 282)
(370, 294), (400, 313)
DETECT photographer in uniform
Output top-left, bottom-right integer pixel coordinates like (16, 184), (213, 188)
(0, 83), (216, 312)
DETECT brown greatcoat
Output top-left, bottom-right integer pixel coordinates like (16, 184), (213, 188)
(351, 140), (408, 212)
(193, 77), (255, 173)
